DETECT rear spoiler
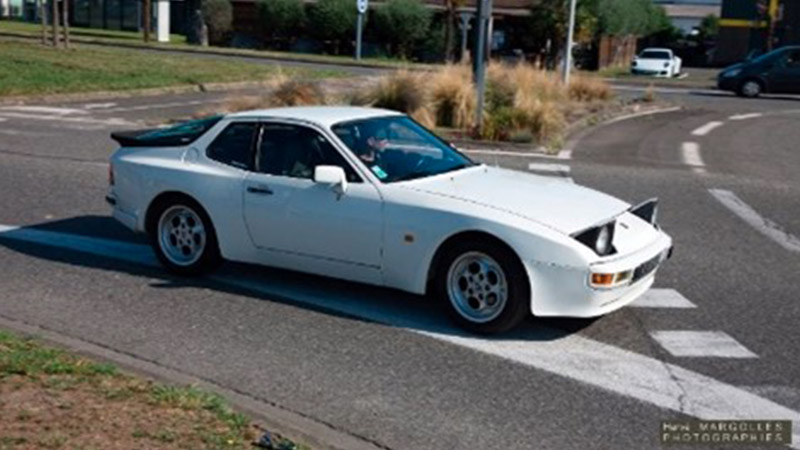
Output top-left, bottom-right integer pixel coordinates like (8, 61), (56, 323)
(110, 129), (203, 148)
(110, 129), (161, 147)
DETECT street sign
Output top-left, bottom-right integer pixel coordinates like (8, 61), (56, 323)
(357, 0), (368, 14)
(355, 0), (367, 60)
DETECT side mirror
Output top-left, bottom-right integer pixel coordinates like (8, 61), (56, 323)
(314, 165), (348, 196)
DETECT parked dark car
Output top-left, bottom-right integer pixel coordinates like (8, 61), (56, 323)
(717, 46), (800, 97)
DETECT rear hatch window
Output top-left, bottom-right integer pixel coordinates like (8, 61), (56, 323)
(111, 116), (223, 147)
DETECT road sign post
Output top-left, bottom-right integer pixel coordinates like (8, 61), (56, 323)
(355, 0), (368, 60)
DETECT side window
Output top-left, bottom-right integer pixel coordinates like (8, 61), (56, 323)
(206, 122), (257, 170)
(257, 124), (362, 182)
(788, 50), (800, 67)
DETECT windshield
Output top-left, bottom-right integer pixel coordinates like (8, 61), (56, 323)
(639, 50), (671, 60)
(331, 116), (475, 183)
(749, 47), (788, 65)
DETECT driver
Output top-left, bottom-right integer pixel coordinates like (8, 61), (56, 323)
(354, 122), (389, 164)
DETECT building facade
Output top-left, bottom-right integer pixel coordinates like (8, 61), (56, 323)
(716, 0), (800, 64)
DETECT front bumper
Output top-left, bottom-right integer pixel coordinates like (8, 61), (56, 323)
(717, 76), (739, 92)
(526, 232), (672, 317)
(632, 68), (670, 77)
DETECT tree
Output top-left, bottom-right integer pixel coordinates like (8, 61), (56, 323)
(374, 0), (431, 59)
(526, 0), (597, 68)
(698, 14), (719, 39)
(308, 0), (357, 54)
(256, 0), (305, 47)
(202, 0), (233, 45)
(443, 0), (467, 62)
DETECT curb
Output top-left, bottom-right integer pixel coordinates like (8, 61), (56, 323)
(0, 314), (387, 450)
(562, 104), (683, 154)
(0, 80), (281, 106)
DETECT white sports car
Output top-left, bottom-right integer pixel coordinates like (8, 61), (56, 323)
(631, 48), (682, 78)
(107, 107), (672, 333)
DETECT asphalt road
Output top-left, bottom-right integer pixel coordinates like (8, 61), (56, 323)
(1, 86), (800, 450)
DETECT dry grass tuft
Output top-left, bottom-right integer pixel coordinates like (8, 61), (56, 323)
(268, 80), (326, 107)
(368, 70), (427, 114)
(428, 64), (476, 129)
(568, 74), (613, 102)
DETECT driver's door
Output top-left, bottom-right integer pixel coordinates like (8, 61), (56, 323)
(242, 122), (384, 283)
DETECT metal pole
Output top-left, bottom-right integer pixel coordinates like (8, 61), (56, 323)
(355, 12), (363, 60)
(473, 0), (490, 131)
(61, 0), (69, 49)
(51, 0), (59, 47)
(562, 0), (577, 85)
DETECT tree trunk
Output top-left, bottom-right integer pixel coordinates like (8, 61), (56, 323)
(61, 0), (69, 49)
(444, 1), (454, 62)
(143, 0), (151, 42)
(40, 0), (48, 45)
(51, 0), (59, 47)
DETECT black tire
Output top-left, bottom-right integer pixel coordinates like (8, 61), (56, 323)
(149, 195), (222, 276)
(434, 239), (530, 334)
(738, 79), (763, 98)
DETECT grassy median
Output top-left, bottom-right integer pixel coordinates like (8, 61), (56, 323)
(0, 329), (306, 449)
(0, 39), (342, 97)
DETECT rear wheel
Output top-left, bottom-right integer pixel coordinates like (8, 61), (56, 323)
(738, 79), (762, 98)
(150, 198), (222, 275)
(435, 240), (530, 334)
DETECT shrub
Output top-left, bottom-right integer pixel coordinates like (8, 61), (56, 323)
(428, 64), (475, 129)
(201, 0), (233, 45)
(308, 0), (357, 53)
(374, 0), (432, 58)
(568, 74), (612, 102)
(256, 0), (306, 45)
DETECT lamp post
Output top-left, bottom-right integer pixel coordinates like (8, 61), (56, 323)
(562, 0), (577, 84)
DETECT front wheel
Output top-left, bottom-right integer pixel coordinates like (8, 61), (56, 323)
(738, 80), (762, 98)
(151, 199), (222, 276)
(435, 241), (530, 334)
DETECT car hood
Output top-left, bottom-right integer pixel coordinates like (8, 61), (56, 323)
(399, 166), (630, 235)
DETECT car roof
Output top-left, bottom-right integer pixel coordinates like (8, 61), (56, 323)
(640, 48), (672, 53)
(227, 106), (404, 128)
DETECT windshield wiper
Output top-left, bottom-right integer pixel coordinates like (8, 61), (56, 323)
(391, 163), (474, 183)
(391, 170), (436, 182)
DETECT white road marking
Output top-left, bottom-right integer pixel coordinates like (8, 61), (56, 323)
(528, 163), (570, 173)
(0, 118), (7, 122)
(0, 112), (136, 127)
(102, 100), (209, 113)
(691, 121), (724, 136)
(650, 331), (757, 359)
(681, 142), (706, 174)
(729, 113), (763, 121)
(83, 102), (117, 110)
(630, 288), (696, 308)
(0, 106), (86, 115)
(709, 189), (800, 253)
(1, 222), (800, 446)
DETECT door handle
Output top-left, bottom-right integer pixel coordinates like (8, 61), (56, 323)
(247, 185), (274, 195)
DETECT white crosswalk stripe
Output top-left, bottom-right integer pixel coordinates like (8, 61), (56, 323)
(630, 288), (696, 308)
(650, 331), (758, 359)
(527, 162), (573, 183)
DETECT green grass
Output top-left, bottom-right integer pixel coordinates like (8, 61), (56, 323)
(0, 19), (186, 43)
(0, 19), (426, 69)
(0, 329), (309, 449)
(0, 39), (341, 97)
